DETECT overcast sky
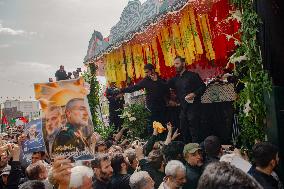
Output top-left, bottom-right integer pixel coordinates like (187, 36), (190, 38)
(0, 0), (147, 101)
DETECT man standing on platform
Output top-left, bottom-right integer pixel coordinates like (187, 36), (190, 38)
(106, 82), (124, 130)
(55, 65), (67, 81)
(120, 64), (168, 134)
(168, 56), (206, 143)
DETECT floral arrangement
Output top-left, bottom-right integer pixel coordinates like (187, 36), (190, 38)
(120, 104), (150, 140)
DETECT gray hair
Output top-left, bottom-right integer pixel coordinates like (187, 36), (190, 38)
(197, 162), (263, 189)
(65, 98), (84, 111)
(165, 160), (186, 178)
(69, 166), (94, 188)
(26, 161), (47, 180)
(129, 171), (151, 189)
(124, 148), (136, 164)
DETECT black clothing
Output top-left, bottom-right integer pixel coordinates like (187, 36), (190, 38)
(168, 70), (206, 109)
(139, 159), (165, 189)
(121, 76), (169, 134)
(184, 162), (203, 189)
(248, 166), (280, 189)
(110, 174), (131, 189)
(106, 86), (124, 130)
(55, 70), (67, 81)
(93, 177), (111, 189)
(204, 156), (220, 168)
(166, 106), (180, 130)
(0, 161), (22, 189)
(168, 70), (206, 143)
(121, 76), (168, 112)
(52, 123), (88, 155)
(143, 135), (158, 156)
(106, 87), (124, 112)
(127, 167), (135, 175)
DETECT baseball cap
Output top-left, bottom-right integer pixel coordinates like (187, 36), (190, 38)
(183, 143), (201, 155)
(0, 165), (11, 176)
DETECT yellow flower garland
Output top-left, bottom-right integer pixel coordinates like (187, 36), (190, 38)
(151, 37), (161, 74)
(132, 44), (145, 79)
(172, 23), (185, 58)
(104, 5), (217, 83)
(189, 7), (204, 55)
(124, 45), (134, 79)
(198, 14), (216, 61)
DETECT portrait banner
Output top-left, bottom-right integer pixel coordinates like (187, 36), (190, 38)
(22, 119), (45, 154)
(34, 77), (94, 161)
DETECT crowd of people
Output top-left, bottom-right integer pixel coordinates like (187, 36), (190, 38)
(0, 56), (282, 189)
(0, 123), (283, 189)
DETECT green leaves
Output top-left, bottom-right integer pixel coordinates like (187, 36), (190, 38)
(232, 0), (272, 148)
(83, 64), (101, 128)
(121, 104), (150, 140)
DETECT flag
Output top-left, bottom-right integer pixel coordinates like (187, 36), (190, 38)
(1, 114), (8, 132)
(10, 118), (16, 124)
(18, 117), (28, 123)
(1, 115), (8, 125)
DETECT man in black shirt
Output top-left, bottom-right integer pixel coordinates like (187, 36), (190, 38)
(110, 153), (131, 189)
(106, 82), (124, 130)
(248, 142), (283, 189)
(55, 65), (67, 81)
(120, 64), (168, 133)
(168, 56), (206, 143)
(91, 154), (114, 189)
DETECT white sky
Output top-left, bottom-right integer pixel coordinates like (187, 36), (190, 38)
(0, 0), (147, 101)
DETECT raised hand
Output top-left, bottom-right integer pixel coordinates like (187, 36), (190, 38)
(52, 156), (73, 189)
(7, 144), (20, 161)
(185, 93), (196, 101)
(166, 122), (173, 132)
(171, 129), (180, 141)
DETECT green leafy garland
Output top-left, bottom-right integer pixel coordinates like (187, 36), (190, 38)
(230, 0), (272, 148)
(82, 64), (101, 127)
(83, 64), (115, 138)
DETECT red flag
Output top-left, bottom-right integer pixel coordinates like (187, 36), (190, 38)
(18, 117), (28, 123)
(1, 114), (8, 125)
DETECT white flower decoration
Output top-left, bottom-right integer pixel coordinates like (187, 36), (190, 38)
(129, 117), (136, 122)
(243, 99), (252, 117)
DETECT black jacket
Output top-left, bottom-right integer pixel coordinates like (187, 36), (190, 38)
(248, 166), (280, 189)
(168, 70), (206, 110)
(110, 174), (131, 189)
(93, 177), (111, 189)
(55, 70), (67, 81)
(0, 161), (22, 189)
(184, 162), (203, 189)
(106, 87), (124, 114)
(121, 76), (168, 112)
(139, 159), (165, 189)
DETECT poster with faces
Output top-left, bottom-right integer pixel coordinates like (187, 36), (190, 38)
(22, 119), (45, 154)
(34, 77), (94, 161)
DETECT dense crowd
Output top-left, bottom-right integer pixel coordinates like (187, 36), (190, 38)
(0, 123), (282, 189)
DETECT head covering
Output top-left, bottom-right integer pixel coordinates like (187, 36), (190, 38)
(183, 143), (201, 155)
(0, 133), (8, 137)
(0, 165), (11, 176)
(144, 64), (154, 70)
